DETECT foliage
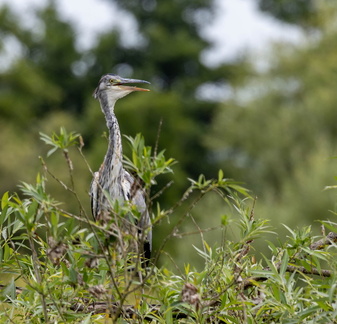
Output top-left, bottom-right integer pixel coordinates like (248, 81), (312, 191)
(258, 0), (317, 25)
(205, 2), (337, 238)
(2, 2), (337, 321)
(0, 0), (249, 204)
(1, 130), (337, 323)
(0, 0), (252, 268)
(123, 133), (176, 189)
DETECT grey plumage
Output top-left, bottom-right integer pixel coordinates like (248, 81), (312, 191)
(90, 73), (152, 263)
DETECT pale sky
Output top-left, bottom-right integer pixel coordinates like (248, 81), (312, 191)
(1, 0), (303, 66)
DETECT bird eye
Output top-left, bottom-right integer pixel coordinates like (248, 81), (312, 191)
(109, 79), (115, 84)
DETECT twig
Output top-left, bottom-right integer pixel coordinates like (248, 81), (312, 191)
(242, 264), (332, 290)
(310, 231), (337, 250)
(2, 231), (336, 320)
(241, 231), (337, 289)
(286, 265), (331, 277)
(150, 180), (174, 201)
(27, 230), (49, 322)
(154, 118), (163, 159)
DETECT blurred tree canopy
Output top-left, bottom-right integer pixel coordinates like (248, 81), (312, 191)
(1, 0), (337, 262)
(205, 1), (337, 235)
(0, 0), (247, 206)
(258, 0), (316, 25)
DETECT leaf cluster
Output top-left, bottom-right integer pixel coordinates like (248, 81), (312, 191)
(1, 130), (337, 323)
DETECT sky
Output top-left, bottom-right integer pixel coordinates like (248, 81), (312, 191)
(1, 0), (303, 66)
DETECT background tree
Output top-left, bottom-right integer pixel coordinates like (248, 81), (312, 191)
(84, 0), (249, 193)
(0, 0), (249, 264)
(258, 0), (317, 25)
(205, 1), (337, 242)
(2, 0), (337, 264)
(0, 4), (89, 212)
(0, 0), (248, 194)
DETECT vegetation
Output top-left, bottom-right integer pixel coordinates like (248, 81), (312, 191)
(0, 0), (245, 198)
(1, 131), (337, 323)
(2, 0), (337, 322)
(205, 1), (337, 238)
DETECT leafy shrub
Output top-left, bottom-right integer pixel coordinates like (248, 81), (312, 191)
(0, 129), (337, 323)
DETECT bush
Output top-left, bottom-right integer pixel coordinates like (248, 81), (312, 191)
(1, 129), (337, 323)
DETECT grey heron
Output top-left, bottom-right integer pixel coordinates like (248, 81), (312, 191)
(90, 73), (151, 265)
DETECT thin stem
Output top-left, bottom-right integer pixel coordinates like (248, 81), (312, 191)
(27, 231), (49, 322)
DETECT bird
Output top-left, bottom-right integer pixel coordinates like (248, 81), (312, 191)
(90, 73), (152, 266)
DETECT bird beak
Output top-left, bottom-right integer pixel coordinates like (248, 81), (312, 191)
(116, 77), (150, 92)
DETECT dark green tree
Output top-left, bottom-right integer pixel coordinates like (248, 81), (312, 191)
(0, 3), (92, 212)
(258, 0), (316, 25)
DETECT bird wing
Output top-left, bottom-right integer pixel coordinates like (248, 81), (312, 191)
(90, 167), (152, 261)
(90, 171), (100, 220)
(122, 170), (152, 254)
(122, 171), (146, 211)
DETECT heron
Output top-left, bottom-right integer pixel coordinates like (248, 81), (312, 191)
(90, 73), (152, 265)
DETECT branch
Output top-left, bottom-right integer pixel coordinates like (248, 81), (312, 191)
(310, 231), (337, 250)
(69, 301), (159, 317)
(1, 232), (336, 320)
(241, 232), (337, 289)
(242, 264), (332, 289)
(70, 301), (188, 320)
(286, 265), (332, 277)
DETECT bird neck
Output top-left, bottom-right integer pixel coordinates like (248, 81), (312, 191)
(106, 112), (123, 165)
(98, 94), (123, 170)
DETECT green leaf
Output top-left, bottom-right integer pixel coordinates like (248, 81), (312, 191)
(279, 250), (289, 276)
(39, 127), (80, 156)
(218, 169), (224, 182)
(81, 314), (93, 324)
(1, 191), (9, 210)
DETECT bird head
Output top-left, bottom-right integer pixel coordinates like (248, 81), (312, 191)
(93, 73), (150, 102)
